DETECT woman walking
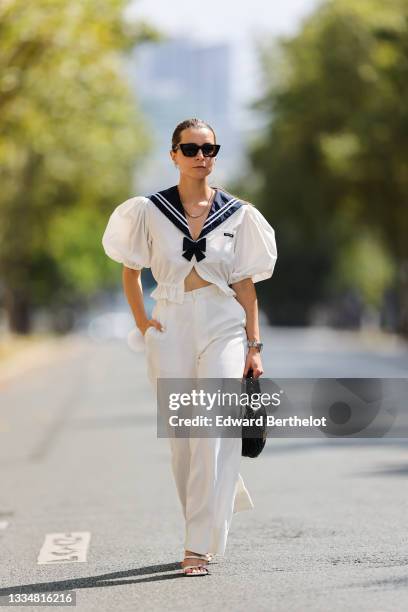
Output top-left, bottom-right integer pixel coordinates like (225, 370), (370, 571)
(102, 118), (277, 576)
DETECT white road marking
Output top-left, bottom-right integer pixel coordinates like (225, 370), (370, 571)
(0, 521), (9, 530)
(37, 531), (91, 564)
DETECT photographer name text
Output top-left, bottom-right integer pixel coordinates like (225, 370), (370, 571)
(168, 415), (327, 428)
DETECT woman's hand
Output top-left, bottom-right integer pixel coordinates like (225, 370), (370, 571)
(139, 318), (165, 336)
(243, 348), (264, 378)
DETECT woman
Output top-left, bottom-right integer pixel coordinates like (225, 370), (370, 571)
(102, 118), (278, 576)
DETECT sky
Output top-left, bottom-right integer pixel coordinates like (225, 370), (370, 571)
(126, 0), (321, 42)
(126, 0), (322, 118)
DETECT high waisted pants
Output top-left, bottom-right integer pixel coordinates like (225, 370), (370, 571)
(144, 283), (254, 556)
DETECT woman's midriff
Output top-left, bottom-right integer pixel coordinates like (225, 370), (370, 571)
(184, 266), (213, 292)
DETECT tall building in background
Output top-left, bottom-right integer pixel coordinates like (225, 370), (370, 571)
(126, 37), (245, 193)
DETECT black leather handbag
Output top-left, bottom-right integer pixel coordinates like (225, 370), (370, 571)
(241, 368), (267, 458)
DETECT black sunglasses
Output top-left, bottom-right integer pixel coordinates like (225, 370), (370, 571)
(172, 143), (221, 157)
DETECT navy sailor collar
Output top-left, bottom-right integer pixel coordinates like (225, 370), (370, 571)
(147, 184), (243, 241)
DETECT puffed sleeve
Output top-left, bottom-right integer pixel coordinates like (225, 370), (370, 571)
(101, 196), (152, 270)
(229, 204), (277, 284)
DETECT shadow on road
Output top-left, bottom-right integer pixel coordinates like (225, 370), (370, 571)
(0, 562), (189, 595)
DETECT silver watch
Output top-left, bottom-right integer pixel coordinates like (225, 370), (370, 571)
(247, 340), (263, 352)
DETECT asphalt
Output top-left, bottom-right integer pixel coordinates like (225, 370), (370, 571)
(0, 325), (407, 612)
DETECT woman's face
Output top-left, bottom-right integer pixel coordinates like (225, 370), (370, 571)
(170, 127), (217, 180)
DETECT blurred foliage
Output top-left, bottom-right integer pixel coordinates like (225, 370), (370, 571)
(233, 0), (408, 333)
(330, 229), (395, 307)
(0, 0), (162, 332)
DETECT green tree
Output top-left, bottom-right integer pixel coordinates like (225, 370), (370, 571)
(237, 0), (408, 335)
(0, 0), (161, 333)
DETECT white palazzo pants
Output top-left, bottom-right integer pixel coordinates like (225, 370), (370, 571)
(144, 283), (254, 556)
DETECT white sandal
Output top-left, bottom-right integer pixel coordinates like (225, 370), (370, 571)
(180, 552), (214, 563)
(182, 553), (210, 577)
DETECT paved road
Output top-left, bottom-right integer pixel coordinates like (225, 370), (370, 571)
(0, 325), (407, 611)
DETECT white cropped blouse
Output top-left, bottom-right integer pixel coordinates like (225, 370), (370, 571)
(101, 184), (277, 304)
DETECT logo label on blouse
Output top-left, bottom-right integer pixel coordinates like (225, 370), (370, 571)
(224, 232), (234, 237)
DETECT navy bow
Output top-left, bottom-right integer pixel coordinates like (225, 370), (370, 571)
(182, 236), (206, 262)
